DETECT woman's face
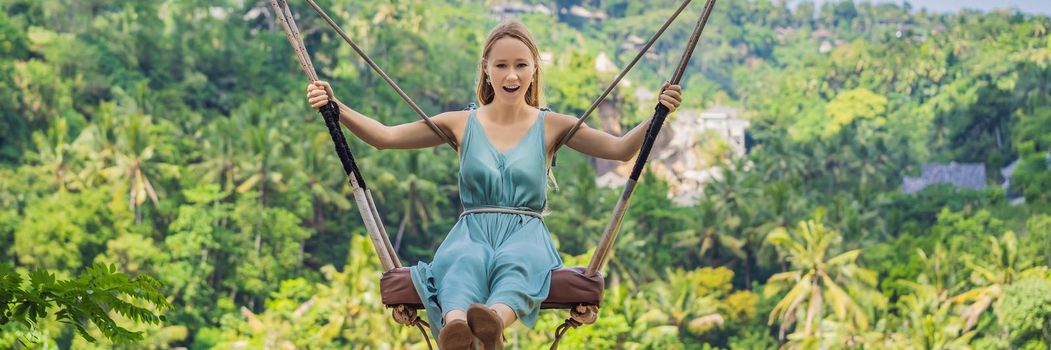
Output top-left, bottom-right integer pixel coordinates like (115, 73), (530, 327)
(484, 37), (535, 104)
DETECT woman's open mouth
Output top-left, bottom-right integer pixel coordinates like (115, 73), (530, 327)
(502, 84), (520, 93)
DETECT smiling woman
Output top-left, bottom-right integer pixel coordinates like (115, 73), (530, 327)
(475, 21), (542, 109)
(304, 15), (686, 350)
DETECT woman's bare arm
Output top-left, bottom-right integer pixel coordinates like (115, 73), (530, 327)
(549, 83), (682, 161)
(307, 81), (461, 150)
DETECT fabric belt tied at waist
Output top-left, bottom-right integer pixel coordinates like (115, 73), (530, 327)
(459, 207), (543, 219)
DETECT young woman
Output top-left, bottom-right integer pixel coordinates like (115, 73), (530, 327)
(306, 19), (682, 350)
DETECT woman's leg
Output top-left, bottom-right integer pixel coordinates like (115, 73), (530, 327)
(485, 244), (557, 330)
(438, 309), (474, 350)
(433, 237), (492, 326)
(489, 303), (517, 329)
(444, 309), (468, 323)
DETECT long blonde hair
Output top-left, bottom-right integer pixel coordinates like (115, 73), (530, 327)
(475, 19), (542, 107)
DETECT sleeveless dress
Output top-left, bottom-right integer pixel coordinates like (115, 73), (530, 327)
(409, 108), (563, 339)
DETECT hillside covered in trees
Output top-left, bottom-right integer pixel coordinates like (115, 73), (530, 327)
(1, 0), (1050, 348)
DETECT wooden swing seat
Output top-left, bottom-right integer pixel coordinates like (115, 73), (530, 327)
(380, 266), (604, 310)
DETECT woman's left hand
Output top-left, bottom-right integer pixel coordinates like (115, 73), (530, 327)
(658, 82), (683, 113)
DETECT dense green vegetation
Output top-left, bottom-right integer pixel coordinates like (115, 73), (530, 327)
(1, 0), (1049, 348)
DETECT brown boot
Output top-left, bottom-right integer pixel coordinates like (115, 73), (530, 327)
(438, 319), (474, 350)
(467, 304), (504, 350)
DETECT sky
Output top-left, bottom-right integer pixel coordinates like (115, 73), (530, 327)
(799, 0), (1051, 16)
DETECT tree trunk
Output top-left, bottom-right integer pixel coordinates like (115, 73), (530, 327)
(311, 177), (324, 234)
(804, 276), (823, 337)
(995, 124), (1003, 150)
(395, 211), (409, 254)
(299, 238), (305, 266)
(259, 169), (267, 205)
(131, 168), (141, 225)
(743, 247), (754, 288)
(229, 286), (238, 306)
(56, 163), (66, 192)
(313, 195), (323, 232)
(394, 181), (418, 253)
(135, 203), (142, 226)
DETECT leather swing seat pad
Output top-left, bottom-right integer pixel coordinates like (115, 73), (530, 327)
(380, 266), (604, 310)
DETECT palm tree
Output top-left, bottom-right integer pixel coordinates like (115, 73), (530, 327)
(72, 102), (120, 187)
(228, 102), (293, 258)
(28, 118), (75, 191)
(897, 280), (976, 349)
(359, 147), (457, 258)
(233, 119), (288, 205)
(835, 120), (892, 192)
(764, 210), (883, 342)
(753, 131), (810, 185)
(633, 268), (730, 344)
(190, 118), (239, 194)
(752, 180), (807, 272)
(102, 112), (173, 225)
(951, 231), (1042, 332)
(390, 152), (444, 253)
(364, 150), (449, 252)
(545, 153), (613, 256)
(915, 244), (957, 295)
(291, 131), (351, 233)
(670, 198), (746, 266)
(704, 158), (763, 285)
(74, 95), (174, 226)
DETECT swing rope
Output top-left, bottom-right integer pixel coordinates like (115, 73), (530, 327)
(549, 0), (719, 347)
(587, 0), (718, 277)
(268, 1), (430, 347)
(549, 0), (695, 160)
(303, 0), (458, 151)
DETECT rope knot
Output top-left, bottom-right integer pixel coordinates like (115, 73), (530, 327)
(550, 304), (598, 350)
(392, 305), (434, 350)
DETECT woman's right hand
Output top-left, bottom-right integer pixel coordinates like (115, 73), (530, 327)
(306, 81), (336, 110)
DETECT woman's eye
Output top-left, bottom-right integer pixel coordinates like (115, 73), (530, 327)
(517, 63), (528, 68)
(495, 64), (506, 68)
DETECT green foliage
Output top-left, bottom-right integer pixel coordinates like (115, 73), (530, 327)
(1011, 153), (1051, 206)
(0, 263), (172, 345)
(995, 278), (1051, 350)
(823, 88), (888, 137)
(208, 235), (431, 348)
(1022, 215), (1051, 268)
(1012, 107), (1051, 156)
(14, 188), (125, 271)
(764, 211), (884, 343)
(1, 0), (1049, 348)
(0, 14), (29, 59)
(789, 87), (888, 141)
(545, 50), (602, 116)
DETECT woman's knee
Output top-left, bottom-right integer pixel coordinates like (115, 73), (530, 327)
(442, 248), (491, 272)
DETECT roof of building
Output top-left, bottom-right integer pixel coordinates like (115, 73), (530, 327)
(903, 162), (986, 193)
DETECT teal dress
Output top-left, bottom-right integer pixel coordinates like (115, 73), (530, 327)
(409, 108), (563, 339)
